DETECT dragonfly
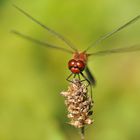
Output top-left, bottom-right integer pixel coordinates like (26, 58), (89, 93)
(12, 4), (140, 96)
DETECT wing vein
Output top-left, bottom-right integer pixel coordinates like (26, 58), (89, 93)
(88, 45), (140, 56)
(12, 4), (77, 51)
(11, 30), (73, 54)
(85, 15), (140, 52)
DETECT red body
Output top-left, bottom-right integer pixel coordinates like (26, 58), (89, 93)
(68, 52), (88, 74)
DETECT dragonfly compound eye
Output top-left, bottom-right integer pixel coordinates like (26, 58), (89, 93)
(68, 59), (85, 74)
(68, 59), (76, 69)
(76, 60), (85, 71)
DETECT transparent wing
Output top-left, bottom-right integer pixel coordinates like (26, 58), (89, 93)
(12, 30), (73, 54)
(85, 15), (140, 52)
(88, 44), (140, 56)
(12, 4), (77, 51)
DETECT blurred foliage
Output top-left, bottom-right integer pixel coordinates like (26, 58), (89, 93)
(0, 0), (140, 140)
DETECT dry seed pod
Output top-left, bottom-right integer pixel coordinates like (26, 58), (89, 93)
(60, 79), (93, 128)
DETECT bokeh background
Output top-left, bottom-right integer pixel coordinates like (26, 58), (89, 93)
(0, 0), (140, 140)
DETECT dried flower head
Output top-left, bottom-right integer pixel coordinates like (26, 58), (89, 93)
(60, 79), (93, 128)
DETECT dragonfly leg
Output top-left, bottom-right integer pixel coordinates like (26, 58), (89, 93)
(78, 74), (81, 81)
(66, 73), (75, 83)
(73, 74), (76, 78)
(85, 67), (96, 86)
(80, 72), (93, 99)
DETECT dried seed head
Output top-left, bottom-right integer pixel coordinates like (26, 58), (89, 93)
(60, 79), (93, 128)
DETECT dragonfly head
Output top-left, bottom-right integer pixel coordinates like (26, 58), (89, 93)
(68, 59), (85, 74)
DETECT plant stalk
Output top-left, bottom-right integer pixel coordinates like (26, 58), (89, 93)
(80, 127), (85, 140)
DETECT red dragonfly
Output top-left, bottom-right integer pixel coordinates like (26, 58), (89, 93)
(12, 5), (140, 93)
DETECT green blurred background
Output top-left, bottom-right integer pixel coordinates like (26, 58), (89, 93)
(0, 0), (140, 140)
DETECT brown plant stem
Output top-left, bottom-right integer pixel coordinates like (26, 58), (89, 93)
(80, 127), (85, 140)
